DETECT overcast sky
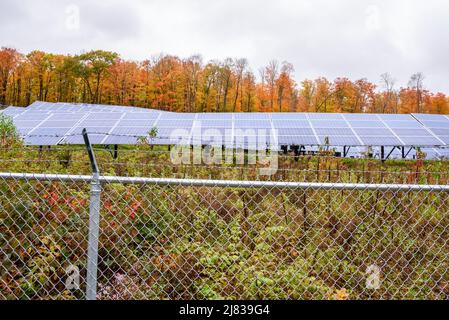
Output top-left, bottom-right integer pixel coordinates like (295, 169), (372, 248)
(1, 0), (448, 93)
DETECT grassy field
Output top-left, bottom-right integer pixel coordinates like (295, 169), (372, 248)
(1, 144), (449, 300)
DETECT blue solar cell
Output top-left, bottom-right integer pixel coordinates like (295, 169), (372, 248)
(271, 113), (308, 120)
(122, 113), (159, 120)
(17, 128), (35, 135)
(413, 114), (447, 121)
(160, 113), (196, 120)
(428, 128), (449, 135)
(391, 128), (431, 136)
(194, 120), (231, 127)
(49, 113), (86, 121)
(15, 113), (49, 121)
(434, 136), (449, 144)
(314, 128), (354, 135)
(30, 128), (70, 136)
(277, 128), (314, 135)
(347, 121), (386, 128)
(310, 120), (349, 128)
(307, 113), (343, 120)
(78, 119), (117, 127)
(197, 128), (230, 137)
(234, 128), (273, 136)
(378, 114), (413, 120)
(384, 121), (422, 128)
(64, 134), (107, 145)
(343, 114), (379, 120)
(1, 107), (25, 116)
(116, 120), (155, 127)
(399, 136), (442, 146)
(196, 113), (233, 120)
(86, 113), (124, 120)
(317, 136), (361, 146)
(234, 135), (270, 147)
(157, 120), (193, 128)
(13, 120), (43, 127)
(353, 128), (392, 136)
(111, 127), (152, 136)
(102, 136), (139, 145)
(70, 127), (112, 135)
(277, 136), (318, 145)
(234, 113), (269, 120)
(421, 121), (449, 128)
(41, 120), (78, 128)
(234, 120), (271, 128)
(359, 136), (402, 146)
(272, 120), (310, 128)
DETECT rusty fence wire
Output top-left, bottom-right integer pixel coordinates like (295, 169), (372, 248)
(1, 172), (449, 300)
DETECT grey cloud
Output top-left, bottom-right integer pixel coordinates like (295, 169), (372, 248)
(0, 0), (448, 92)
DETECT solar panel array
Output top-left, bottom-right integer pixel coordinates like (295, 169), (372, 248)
(1, 102), (449, 156)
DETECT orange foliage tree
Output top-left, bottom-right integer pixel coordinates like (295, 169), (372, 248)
(0, 47), (448, 115)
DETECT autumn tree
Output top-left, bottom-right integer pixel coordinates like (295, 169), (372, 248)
(73, 50), (118, 104)
(0, 47), (20, 105)
(276, 62), (295, 112)
(1, 48), (448, 116)
(263, 60), (279, 112)
(408, 72), (425, 113)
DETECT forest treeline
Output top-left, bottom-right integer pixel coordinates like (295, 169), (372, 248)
(0, 47), (448, 114)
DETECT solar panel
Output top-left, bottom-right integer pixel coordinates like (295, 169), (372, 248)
(195, 120), (231, 127)
(111, 127), (151, 136)
(307, 113), (343, 120)
(347, 121), (386, 128)
(157, 120), (193, 128)
(14, 120), (43, 127)
(383, 120), (422, 128)
(15, 113), (49, 121)
(49, 113), (86, 121)
(234, 113), (269, 120)
(428, 128), (449, 135)
(421, 121), (449, 128)
(122, 113), (159, 120)
(317, 136), (360, 146)
(271, 113), (308, 120)
(63, 134), (107, 145)
(1, 106), (26, 116)
(310, 120), (349, 128)
(413, 114), (448, 121)
(86, 112), (123, 120)
(197, 113), (233, 120)
(378, 114), (413, 120)
(42, 120), (79, 128)
(160, 113), (196, 120)
(314, 128), (354, 135)
(116, 120), (155, 127)
(234, 120), (271, 128)
(399, 137), (442, 146)
(30, 128), (71, 136)
(342, 114), (379, 120)
(198, 128), (230, 137)
(277, 128), (314, 135)
(272, 120), (310, 128)
(7, 101), (449, 149)
(359, 136), (402, 146)
(278, 136), (319, 145)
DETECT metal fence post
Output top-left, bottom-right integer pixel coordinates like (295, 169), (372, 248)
(83, 129), (101, 300)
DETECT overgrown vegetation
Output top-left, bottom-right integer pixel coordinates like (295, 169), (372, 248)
(1, 145), (449, 300)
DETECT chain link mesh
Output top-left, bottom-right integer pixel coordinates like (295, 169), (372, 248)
(1, 173), (449, 300)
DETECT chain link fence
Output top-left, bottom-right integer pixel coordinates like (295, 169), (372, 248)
(2, 172), (449, 300)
